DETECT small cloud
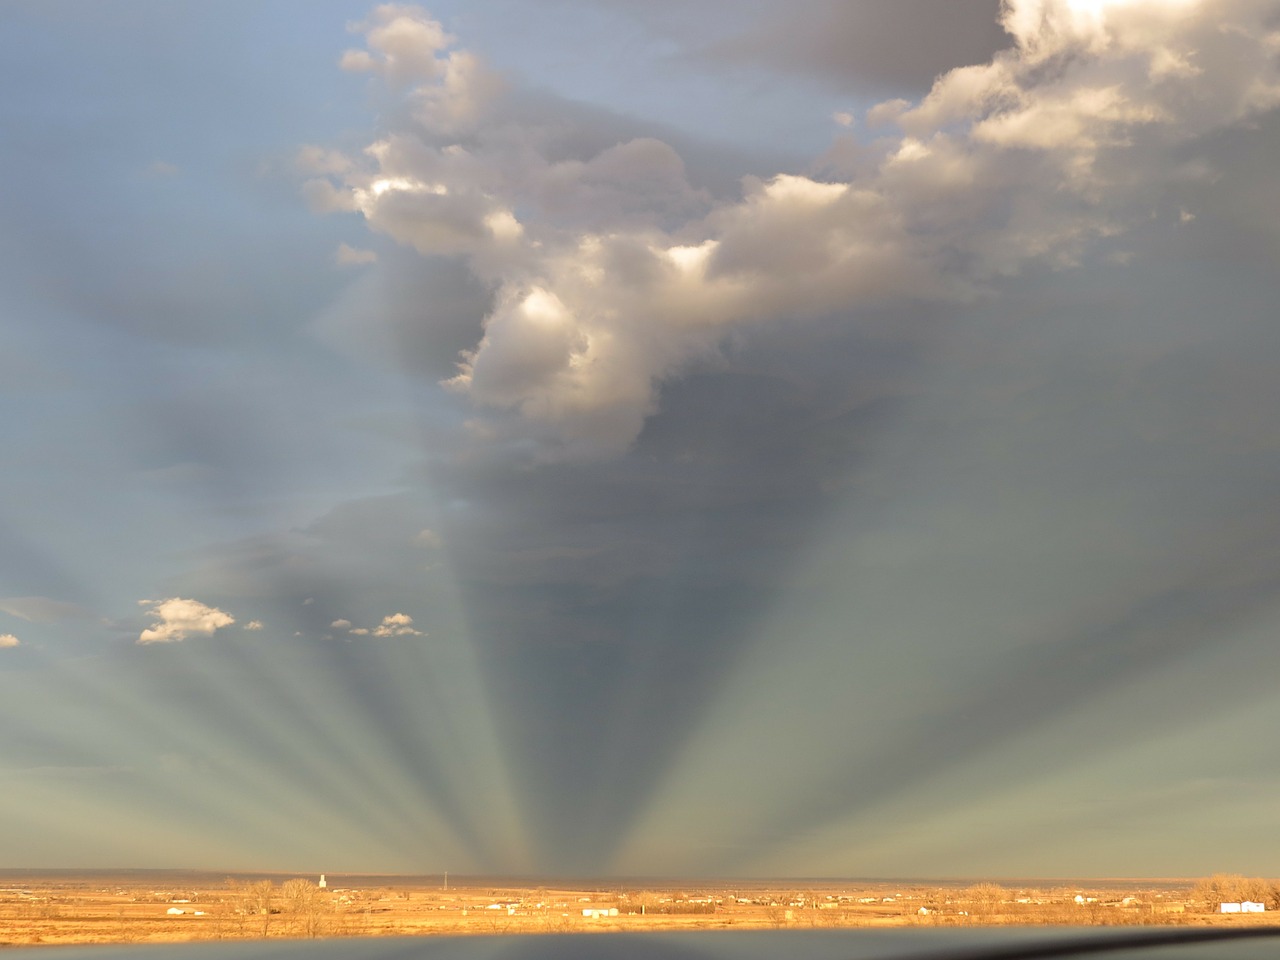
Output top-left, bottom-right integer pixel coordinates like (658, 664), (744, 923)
(832, 111), (855, 128)
(330, 618), (352, 630)
(415, 528), (443, 548)
(147, 160), (179, 177)
(336, 242), (378, 266)
(865, 97), (909, 128)
(0, 634), (19, 649)
(1179, 208), (1196, 222)
(349, 627), (370, 636)
(243, 620), (264, 631)
(302, 597), (315, 606)
(339, 48), (378, 73)
(137, 597), (235, 645)
(373, 612), (423, 637)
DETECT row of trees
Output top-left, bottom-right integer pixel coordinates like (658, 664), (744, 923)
(218, 878), (343, 939)
(1191, 875), (1280, 910)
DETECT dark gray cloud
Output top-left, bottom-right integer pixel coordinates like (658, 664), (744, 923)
(696, 0), (1009, 95)
(545, 0), (1008, 97)
(312, 250), (494, 382)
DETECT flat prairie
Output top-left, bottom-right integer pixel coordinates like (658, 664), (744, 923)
(1, 872), (1274, 947)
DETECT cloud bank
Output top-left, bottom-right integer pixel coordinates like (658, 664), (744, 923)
(308, 0), (1280, 458)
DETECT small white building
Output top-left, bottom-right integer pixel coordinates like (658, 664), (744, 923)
(1220, 902), (1265, 913)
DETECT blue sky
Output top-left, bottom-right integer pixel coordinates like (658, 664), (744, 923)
(3, 0), (1280, 878)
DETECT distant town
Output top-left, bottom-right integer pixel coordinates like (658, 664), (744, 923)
(1, 871), (1277, 947)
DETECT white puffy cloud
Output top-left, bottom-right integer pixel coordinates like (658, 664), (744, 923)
(341, 4), (453, 85)
(243, 620), (263, 631)
(340, 3), (501, 132)
(137, 597), (235, 644)
(330, 618), (353, 630)
(0, 634), (19, 649)
(317, 0), (1280, 458)
(373, 612), (423, 637)
(415, 528), (443, 548)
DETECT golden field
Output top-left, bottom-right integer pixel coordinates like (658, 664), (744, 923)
(1, 872), (1276, 948)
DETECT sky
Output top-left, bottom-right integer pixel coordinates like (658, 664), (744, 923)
(2, 0), (1280, 879)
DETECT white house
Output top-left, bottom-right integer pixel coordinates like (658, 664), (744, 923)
(1220, 901), (1265, 913)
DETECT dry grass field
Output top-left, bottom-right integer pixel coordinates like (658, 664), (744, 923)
(1, 872), (1276, 948)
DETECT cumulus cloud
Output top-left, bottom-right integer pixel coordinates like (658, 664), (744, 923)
(137, 597), (235, 644)
(243, 620), (263, 631)
(373, 612), (423, 637)
(315, 0), (1280, 457)
(326, 613), (422, 637)
(339, 3), (502, 132)
(0, 634), (19, 648)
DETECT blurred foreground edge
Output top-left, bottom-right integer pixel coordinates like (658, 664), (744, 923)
(9, 925), (1280, 960)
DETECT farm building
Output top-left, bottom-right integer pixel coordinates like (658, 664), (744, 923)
(1220, 902), (1266, 913)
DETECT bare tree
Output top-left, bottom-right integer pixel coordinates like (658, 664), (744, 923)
(961, 883), (1007, 919)
(280, 878), (329, 938)
(244, 880), (275, 938)
(1192, 874), (1278, 912)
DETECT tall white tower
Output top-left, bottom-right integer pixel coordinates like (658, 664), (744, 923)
(318, 874), (327, 889)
